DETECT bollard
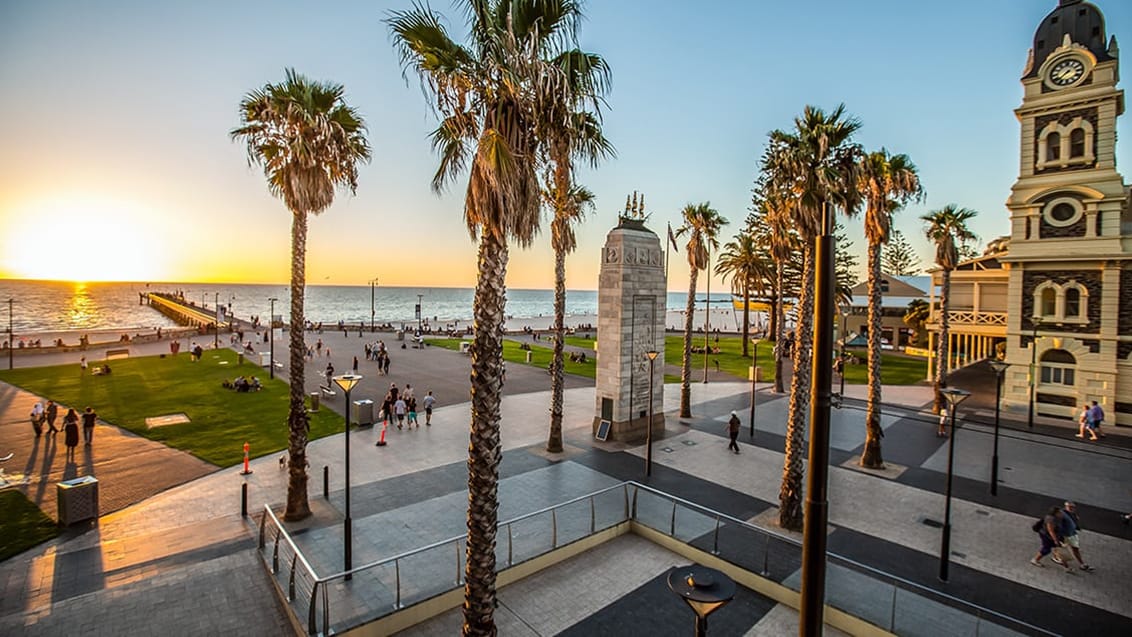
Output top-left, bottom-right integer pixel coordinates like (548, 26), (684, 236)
(323, 465), (329, 499)
(241, 482), (248, 517)
(240, 441), (253, 475)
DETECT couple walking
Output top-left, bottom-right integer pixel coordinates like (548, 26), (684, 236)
(1074, 401), (1106, 440)
(1031, 501), (1094, 573)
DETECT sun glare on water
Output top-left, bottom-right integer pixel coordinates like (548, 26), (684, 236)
(2, 197), (167, 282)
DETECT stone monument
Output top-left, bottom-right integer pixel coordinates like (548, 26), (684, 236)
(594, 193), (666, 442)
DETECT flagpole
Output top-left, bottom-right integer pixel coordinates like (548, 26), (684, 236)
(703, 245), (711, 383)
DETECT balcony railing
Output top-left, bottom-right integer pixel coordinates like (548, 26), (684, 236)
(256, 481), (1055, 637)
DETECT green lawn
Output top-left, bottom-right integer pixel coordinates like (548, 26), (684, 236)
(429, 338), (597, 379)
(0, 491), (61, 561)
(551, 333), (928, 385)
(0, 349), (342, 467)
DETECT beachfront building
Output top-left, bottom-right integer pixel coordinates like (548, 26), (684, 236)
(844, 274), (930, 349)
(927, 0), (1131, 425)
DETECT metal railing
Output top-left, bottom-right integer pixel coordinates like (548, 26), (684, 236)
(258, 481), (1056, 637)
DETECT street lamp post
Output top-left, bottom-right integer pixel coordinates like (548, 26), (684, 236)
(214, 292), (220, 348)
(268, 298), (278, 379)
(7, 298), (13, 370)
(988, 360), (1009, 496)
(646, 350), (659, 476)
(369, 278), (378, 333)
(703, 247), (711, 384)
(332, 373), (362, 580)
(938, 386), (971, 582)
(839, 304), (849, 398)
(416, 294), (424, 332)
(1027, 317), (1043, 429)
(748, 338), (760, 438)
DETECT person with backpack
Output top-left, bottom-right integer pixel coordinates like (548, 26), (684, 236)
(1058, 501), (1094, 572)
(1031, 506), (1072, 572)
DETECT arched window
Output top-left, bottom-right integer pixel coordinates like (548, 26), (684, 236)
(1040, 287), (1057, 317)
(1039, 349), (1076, 387)
(1064, 287), (1081, 318)
(1070, 128), (1086, 157)
(1047, 132), (1061, 161)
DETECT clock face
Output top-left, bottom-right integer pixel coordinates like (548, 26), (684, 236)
(1049, 58), (1086, 87)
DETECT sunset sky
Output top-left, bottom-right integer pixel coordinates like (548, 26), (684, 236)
(1, 0), (1129, 291)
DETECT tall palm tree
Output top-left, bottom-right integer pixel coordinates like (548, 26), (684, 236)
(546, 181), (599, 452)
(388, 2), (599, 632)
(539, 52), (613, 455)
(922, 204), (978, 413)
(715, 231), (769, 357)
(858, 150), (923, 469)
(764, 104), (861, 530)
(230, 69), (370, 522)
(675, 203), (728, 418)
(762, 184), (798, 395)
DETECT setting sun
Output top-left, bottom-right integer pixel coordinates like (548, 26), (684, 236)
(0, 197), (167, 282)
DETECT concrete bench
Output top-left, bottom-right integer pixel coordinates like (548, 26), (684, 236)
(106, 348), (130, 360)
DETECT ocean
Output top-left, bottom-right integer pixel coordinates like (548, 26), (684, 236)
(0, 279), (737, 337)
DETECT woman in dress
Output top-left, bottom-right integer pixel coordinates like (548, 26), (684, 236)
(63, 408), (80, 456)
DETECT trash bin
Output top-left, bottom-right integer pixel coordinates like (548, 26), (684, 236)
(57, 476), (99, 525)
(237, 353), (244, 365)
(351, 399), (374, 427)
(309, 392), (321, 412)
(259, 352), (271, 367)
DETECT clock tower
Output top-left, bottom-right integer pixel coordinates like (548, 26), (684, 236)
(1000, 0), (1130, 423)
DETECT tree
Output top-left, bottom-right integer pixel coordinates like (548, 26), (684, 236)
(764, 104), (862, 530)
(922, 204), (978, 413)
(388, 2), (596, 631)
(903, 299), (930, 347)
(230, 69), (370, 522)
(957, 239), (982, 262)
(675, 202), (728, 418)
(834, 221), (859, 305)
(882, 229), (922, 275)
(715, 231), (770, 357)
(857, 150), (923, 469)
(538, 48), (613, 456)
(749, 177), (801, 394)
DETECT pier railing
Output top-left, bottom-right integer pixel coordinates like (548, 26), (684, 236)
(257, 481), (1055, 637)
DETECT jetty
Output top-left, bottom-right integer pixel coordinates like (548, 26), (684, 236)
(144, 292), (232, 330)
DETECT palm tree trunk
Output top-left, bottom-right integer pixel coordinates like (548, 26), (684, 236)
(463, 231), (508, 637)
(933, 269), (951, 413)
(547, 245), (566, 453)
(284, 210), (311, 522)
(860, 241), (884, 468)
(780, 243), (813, 530)
(679, 265), (698, 418)
(741, 283), (750, 357)
(773, 263), (785, 394)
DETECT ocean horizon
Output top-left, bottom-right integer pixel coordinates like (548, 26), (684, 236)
(0, 279), (738, 337)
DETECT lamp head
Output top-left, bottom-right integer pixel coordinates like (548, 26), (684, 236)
(332, 373), (362, 393)
(940, 387), (971, 407)
(988, 360), (1009, 376)
(646, 350), (659, 361)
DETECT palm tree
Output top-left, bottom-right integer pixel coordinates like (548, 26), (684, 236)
(764, 104), (861, 530)
(546, 181), (599, 452)
(922, 204), (978, 413)
(230, 69), (370, 522)
(675, 203), (728, 418)
(539, 52), (613, 455)
(715, 231), (769, 357)
(858, 150), (923, 469)
(761, 184), (798, 395)
(388, 2), (599, 632)
(903, 298), (930, 347)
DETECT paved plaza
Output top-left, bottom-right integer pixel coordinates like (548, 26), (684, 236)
(0, 330), (1130, 635)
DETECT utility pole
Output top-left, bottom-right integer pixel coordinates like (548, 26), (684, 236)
(369, 278), (378, 333)
(417, 294), (424, 332)
(268, 297), (277, 379)
(7, 299), (12, 370)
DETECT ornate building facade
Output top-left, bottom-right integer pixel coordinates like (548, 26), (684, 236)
(930, 0), (1130, 425)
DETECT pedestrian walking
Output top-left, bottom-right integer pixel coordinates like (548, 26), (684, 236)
(389, 383), (399, 403)
(408, 396), (418, 428)
(80, 356), (88, 373)
(937, 406), (949, 437)
(82, 407), (97, 445)
(1075, 403), (1096, 440)
(1030, 506), (1072, 572)
(394, 397), (407, 429)
(381, 393), (393, 427)
(383, 354), (391, 375)
(63, 408), (80, 457)
(352, 356), (359, 372)
(45, 400), (60, 435)
(30, 401), (45, 437)
(1059, 502), (1095, 571)
(423, 391), (436, 426)
(1088, 401), (1106, 438)
(726, 412), (741, 454)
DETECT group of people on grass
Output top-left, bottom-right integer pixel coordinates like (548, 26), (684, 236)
(29, 400), (98, 457)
